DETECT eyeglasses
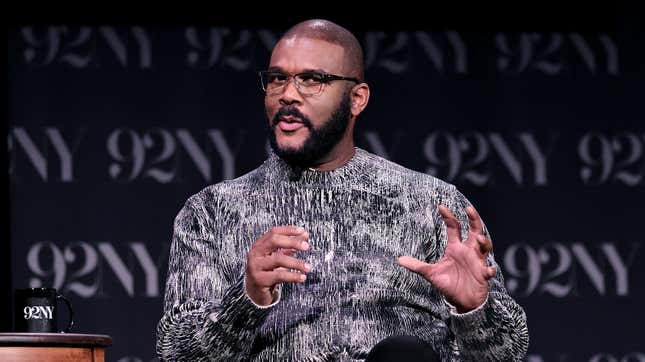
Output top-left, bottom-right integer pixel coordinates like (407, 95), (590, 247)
(259, 70), (360, 96)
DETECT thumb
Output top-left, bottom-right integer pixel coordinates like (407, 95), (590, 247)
(397, 256), (433, 276)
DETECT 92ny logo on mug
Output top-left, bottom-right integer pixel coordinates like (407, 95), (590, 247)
(23, 305), (55, 320)
(14, 288), (74, 333)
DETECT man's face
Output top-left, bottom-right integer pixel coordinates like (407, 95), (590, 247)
(265, 37), (353, 166)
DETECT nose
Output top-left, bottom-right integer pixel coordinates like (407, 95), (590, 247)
(279, 77), (303, 106)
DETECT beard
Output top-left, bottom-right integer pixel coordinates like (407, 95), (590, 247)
(268, 90), (352, 168)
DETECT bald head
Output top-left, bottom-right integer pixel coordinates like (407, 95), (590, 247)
(278, 19), (365, 82)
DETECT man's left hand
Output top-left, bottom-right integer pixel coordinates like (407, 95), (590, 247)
(397, 205), (496, 313)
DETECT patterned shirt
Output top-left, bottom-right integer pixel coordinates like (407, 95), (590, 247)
(156, 147), (529, 361)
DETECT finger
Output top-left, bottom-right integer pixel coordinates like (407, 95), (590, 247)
(250, 225), (305, 256)
(269, 270), (308, 284)
(484, 265), (497, 279)
(466, 206), (484, 237)
(397, 256), (433, 277)
(264, 225), (308, 246)
(438, 205), (462, 244)
(254, 225), (305, 245)
(254, 231), (310, 256)
(278, 248), (298, 257)
(252, 270), (307, 287)
(270, 225), (308, 236)
(476, 234), (493, 255)
(259, 253), (313, 273)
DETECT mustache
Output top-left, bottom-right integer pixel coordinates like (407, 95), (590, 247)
(271, 107), (313, 129)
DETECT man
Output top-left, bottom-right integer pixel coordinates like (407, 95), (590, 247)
(157, 19), (529, 361)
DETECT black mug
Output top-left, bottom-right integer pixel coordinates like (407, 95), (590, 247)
(14, 288), (74, 333)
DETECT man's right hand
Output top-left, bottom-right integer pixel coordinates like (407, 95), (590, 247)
(245, 226), (312, 306)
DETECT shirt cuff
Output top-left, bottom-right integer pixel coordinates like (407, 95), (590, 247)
(206, 275), (275, 330)
(443, 293), (489, 317)
(243, 278), (282, 309)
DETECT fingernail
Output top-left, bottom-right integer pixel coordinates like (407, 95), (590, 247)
(300, 241), (310, 250)
(296, 226), (305, 233)
(300, 274), (306, 282)
(304, 263), (312, 271)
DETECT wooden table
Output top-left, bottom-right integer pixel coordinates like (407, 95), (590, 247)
(0, 333), (112, 362)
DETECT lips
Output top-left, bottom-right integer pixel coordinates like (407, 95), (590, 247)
(277, 115), (305, 132)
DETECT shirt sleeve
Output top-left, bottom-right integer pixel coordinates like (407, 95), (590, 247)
(156, 194), (274, 361)
(440, 186), (530, 361)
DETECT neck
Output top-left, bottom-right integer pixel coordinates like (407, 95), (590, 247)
(307, 137), (355, 172)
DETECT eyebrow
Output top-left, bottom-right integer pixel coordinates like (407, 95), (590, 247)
(266, 67), (330, 74)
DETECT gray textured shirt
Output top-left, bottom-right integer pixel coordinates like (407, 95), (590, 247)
(156, 147), (529, 361)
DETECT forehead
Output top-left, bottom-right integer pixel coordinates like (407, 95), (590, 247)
(269, 37), (346, 73)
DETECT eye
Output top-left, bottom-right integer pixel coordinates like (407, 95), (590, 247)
(297, 73), (323, 85)
(268, 72), (288, 83)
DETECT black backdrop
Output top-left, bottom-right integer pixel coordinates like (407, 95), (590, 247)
(6, 6), (645, 362)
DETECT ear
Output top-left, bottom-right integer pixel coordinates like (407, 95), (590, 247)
(350, 83), (370, 117)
